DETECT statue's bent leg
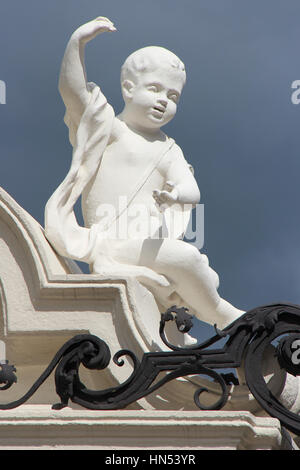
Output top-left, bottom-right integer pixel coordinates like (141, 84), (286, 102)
(104, 238), (243, 329)
(143, 240), (242, 329)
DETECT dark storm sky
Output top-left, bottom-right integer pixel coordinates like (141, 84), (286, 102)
(1, 0), (300, 317)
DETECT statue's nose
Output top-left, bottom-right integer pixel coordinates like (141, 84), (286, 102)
(157, 97), (167, 108)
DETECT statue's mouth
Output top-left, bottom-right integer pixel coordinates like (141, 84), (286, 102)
(153, 106), (165, 114)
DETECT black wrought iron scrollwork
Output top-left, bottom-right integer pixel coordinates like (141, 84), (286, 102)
(0, 361), (17, 391)
(242, 304), (300, 436)
(3, 303), (300, 436)
(193, 367), (229, 411)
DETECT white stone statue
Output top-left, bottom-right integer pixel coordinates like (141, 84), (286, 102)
(45, 16), (243, 330)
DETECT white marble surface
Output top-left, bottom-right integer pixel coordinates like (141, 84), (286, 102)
(0, 406), (286, 450)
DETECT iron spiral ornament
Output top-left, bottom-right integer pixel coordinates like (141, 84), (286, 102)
(0, 303), (300, 436)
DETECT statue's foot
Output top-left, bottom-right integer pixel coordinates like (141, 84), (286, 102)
(183, 332), (198, 346)
(215, 299), (244, 330)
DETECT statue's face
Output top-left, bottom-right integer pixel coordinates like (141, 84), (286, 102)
(123, 68), (184, 131)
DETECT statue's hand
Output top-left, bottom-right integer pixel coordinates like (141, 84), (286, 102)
(74, 16), (117, 43)
(153, 181), (179, 211)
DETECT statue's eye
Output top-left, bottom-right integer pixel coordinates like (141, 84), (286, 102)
(169, 93), (179, 103)
(148, 85), (159, 92)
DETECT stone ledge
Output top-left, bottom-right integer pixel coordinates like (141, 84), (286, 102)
(0, 406), (284, 450)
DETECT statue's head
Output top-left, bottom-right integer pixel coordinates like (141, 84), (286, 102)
(120, 46), (186, 131)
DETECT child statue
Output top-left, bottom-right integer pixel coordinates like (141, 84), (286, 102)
(45, 16), (243, 330)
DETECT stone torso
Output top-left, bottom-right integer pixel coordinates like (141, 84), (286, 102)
(82, 118), (171, 234)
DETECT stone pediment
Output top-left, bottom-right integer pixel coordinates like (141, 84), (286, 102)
(0, 187), (203, 409)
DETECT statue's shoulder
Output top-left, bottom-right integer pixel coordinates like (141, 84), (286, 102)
(108, 115), (127, 143)
(161, 135), (186, 161)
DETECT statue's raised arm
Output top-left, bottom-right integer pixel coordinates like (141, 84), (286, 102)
(45, 17), (117, 263)
(59, 16), (116, 128)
